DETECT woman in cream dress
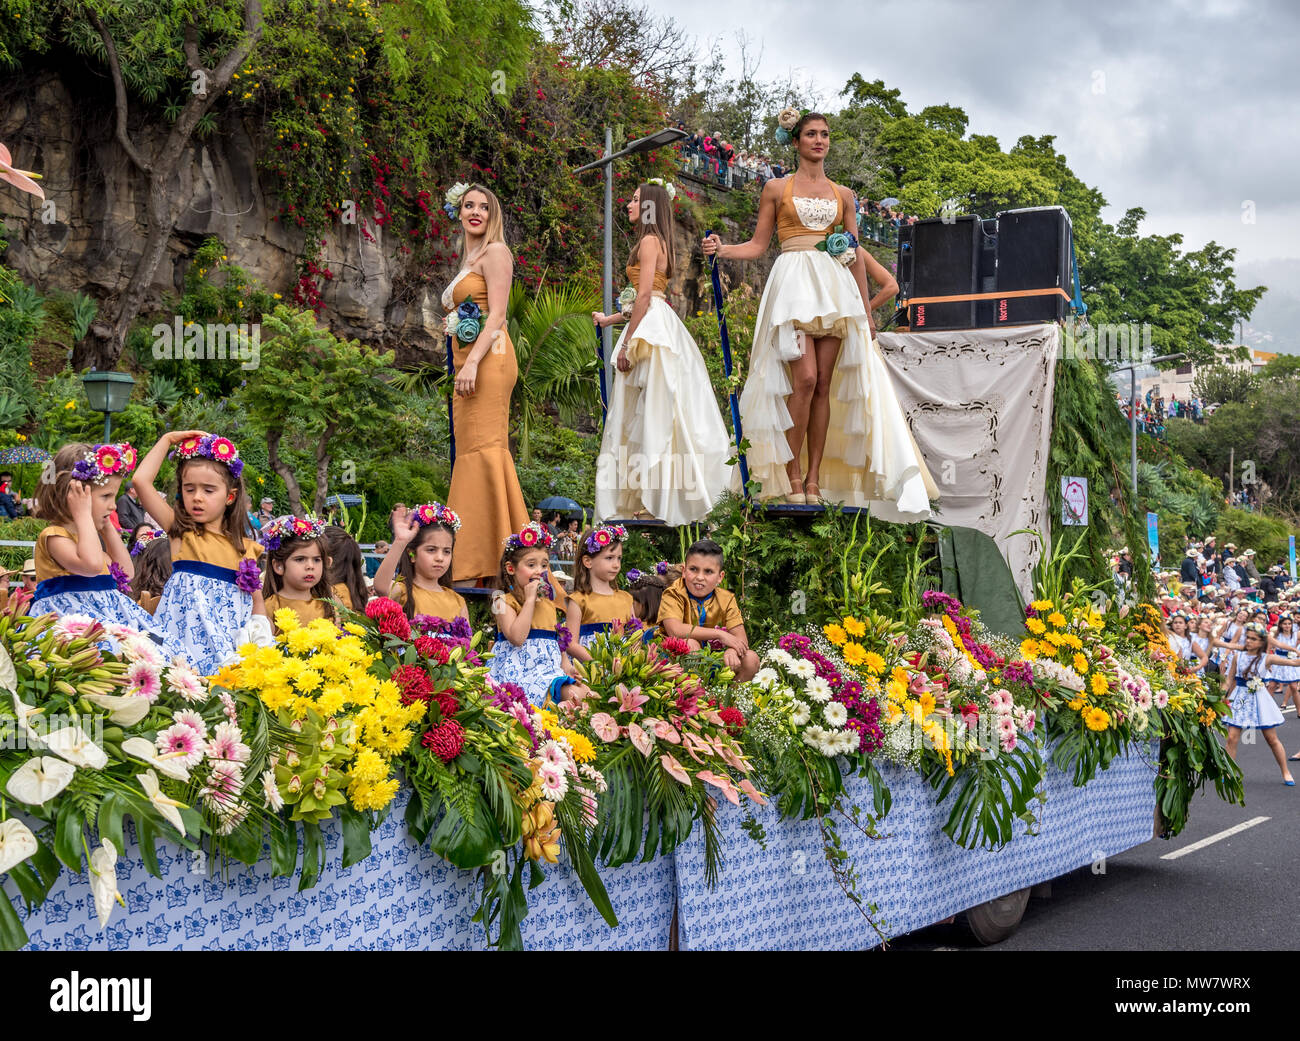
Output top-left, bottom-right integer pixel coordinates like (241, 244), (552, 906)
(703, 112), (936, 521)
(592, 182), (738, 525)
(442, 183), (530, 585)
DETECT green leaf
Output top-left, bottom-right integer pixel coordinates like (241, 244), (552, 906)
(0, 883), (30, 951)
(54, 799), (84, 872)
(299, 821), (324, 891)
(339, 806), (373, 869)
(269, 817), (299, 877)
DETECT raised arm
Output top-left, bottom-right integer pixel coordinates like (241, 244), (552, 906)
(133, 430), (205, 532)
(702, 177), (781, 262)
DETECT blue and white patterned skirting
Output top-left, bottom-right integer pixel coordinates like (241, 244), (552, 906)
(31, 576), (171, 655)
(152, 563), (253, 676)
(1223, 682), (1285, 729)
(488, 630), (562, 707)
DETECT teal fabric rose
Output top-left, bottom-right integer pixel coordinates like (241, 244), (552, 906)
(455, 316), (481, 342)
(824, 231), (851, 256)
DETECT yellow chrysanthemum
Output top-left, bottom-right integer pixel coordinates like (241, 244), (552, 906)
(906, 700), (925, 725)
(1037, 641), (1057, 659)
(343, 622), (366, 637)
(1063, 633), (1083, 650)
(918, 691), (936, 718)
(210, 664), (242, 690)
(1026, 617), (1047, 636)
(273, 607), (300, 632)
(926, 721), (951, 753)
(891, 666), (910, 688)
(863, 675), (882, 695)
(1047, 612), (1067, 629)
(1084, 707), (1110, 731)
(843, 616), (866, 638)
(1019, 638), (1039, 661)
(887, 679), (908, 703)
(1090, 673), (1109, 696)
(863, 651), (886, 675)
(842, 642), (867, 667)
(1044, 631), (1065, 647)
(1067, 698), (1084, 712)
(1031, 599), (1054, 611)
(823, 623), (847, 647)
(559, 729), (596, 764)
(316, 689), (346, 717)
(286, 628), (316, 656)
(295, 668), (323, 694)
(1072, 653), (1089, 674)
(884, 701), (902, 725)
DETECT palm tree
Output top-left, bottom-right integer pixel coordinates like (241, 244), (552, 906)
(506, 280), (602, 464)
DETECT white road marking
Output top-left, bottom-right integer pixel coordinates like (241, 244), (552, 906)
(1160, 816), (1271, 860)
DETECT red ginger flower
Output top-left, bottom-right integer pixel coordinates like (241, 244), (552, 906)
(422, 720), (465, 763)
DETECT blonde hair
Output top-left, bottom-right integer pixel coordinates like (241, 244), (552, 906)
(633, 183), (675, 281)
(457, 183), (506, 263)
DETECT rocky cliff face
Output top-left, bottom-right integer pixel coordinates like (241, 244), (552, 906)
(0, 64), (767, 365)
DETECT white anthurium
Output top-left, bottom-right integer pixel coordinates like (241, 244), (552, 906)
(0, 643), (16, 693)
(121, 737), (191, 782)
(10, 692), (46, 748)
(0, 818), (38, 874)
(88, 837), (124, 929)
(136, 770), (186, 836)
(43, 726), (108, 770)
(82, 693), (152, 727)
(5, 755), (76, 805)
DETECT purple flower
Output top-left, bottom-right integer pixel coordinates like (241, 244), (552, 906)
(626, 616), (644, 631)
(449, 616), (472, 641)
(556, 625), (572, 654)
(655, 561), (669, 576)
(228, 458), (244, 479)
(235, 559), (262, 594)
(1002, 660), (1035, 687)
(72, 460), (96, 481)
(411, 614), (443, 634)
(108, 562), (132, 594)
(626, 569), (643, 584)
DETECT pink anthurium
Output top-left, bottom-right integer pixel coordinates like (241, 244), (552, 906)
(0, 143), (44, 200)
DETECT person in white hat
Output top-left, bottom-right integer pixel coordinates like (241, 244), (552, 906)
(1242, 549), (1260, 584)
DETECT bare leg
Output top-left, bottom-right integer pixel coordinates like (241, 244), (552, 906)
(1262, 728), (1294, 781)
(805, 335), (842, 496)
(784, 333), (817, 494)
(1225, 726), (1241, 760)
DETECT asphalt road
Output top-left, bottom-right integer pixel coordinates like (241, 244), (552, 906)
(891, 705), (1300, 951)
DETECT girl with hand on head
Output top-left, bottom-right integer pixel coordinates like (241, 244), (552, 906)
(373, 503), (468, 623)
(31, 441), (167, 644)
(133, 430), (268, 674)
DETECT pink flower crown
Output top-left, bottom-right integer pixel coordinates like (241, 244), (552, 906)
(262, 515), (326, 552)
(129, 528), (167, 557)
(170, 433), (244, 479)
(71, 442), (136, 486)
(412, 502), (461, 532)
(583, 523), (628, 556)
(504, 522), (554, 552)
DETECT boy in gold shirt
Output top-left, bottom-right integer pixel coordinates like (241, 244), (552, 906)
(657, 538), (759, 682)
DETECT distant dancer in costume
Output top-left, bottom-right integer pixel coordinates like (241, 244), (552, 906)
(703, 109), (936, 519)
(592, 180), (738, 523)
(1218, 622), (1294, 784)
(441, 182), (529, 586)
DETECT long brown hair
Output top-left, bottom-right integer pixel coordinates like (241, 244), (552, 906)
(322, 524), (368, 614)
(130, 538), (172, 600)
(170, 457), (248, 555)
(34, 443), (93, 526)
(633, 183), (675, 281)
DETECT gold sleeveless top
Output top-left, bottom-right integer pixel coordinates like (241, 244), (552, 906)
(34, 526), (110, 581)
(775, 175), (845, 246)
(625, 261), (668, 296)
(448, 271), (514, 353)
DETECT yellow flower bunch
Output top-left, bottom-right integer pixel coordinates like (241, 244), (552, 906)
(1084, 707), (1110, 731)
(539, 709), (596, 764)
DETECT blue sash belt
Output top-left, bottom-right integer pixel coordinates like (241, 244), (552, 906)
(494, 628), (557, 646)
(33, 574), (115, 604)
(173, 560), (239, 584)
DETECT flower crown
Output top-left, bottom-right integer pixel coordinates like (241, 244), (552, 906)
(170, 433), (244, 479)
(262, 515), (326, 553)
(71, 442), (136, 486)
(626, 560), (671, 585)
(1244, 621), (1269, 637)
(412, 501), (461, 532)
(583, 524), (628, 556)
(504, 522), (554, 552)
(443, 181), (471, 219)
(774, 106), (813, 144)
(645, 177), (676, 202)
(129, 528), (167, 557)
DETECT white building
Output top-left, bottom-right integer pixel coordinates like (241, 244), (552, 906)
(1110, 347), (1277, 404)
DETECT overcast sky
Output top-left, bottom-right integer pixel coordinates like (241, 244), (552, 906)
(642, 0), (1298, 294)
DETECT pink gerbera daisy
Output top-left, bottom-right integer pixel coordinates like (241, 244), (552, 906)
(201, 761), (245, 814)
(155, 723), (205, 768)
(94, 446), (122, 474)
(539, 740), (568, 770)
(206, 721), (251, 764)
(537, 764), (568, 801)
(127, 661), (162, 702)
(164, 662), (207, 704)
(209, 437), (237, 462)
(172, 709), (208, 741)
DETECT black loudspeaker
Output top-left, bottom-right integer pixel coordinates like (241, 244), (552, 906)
(992, 206), (1072, 325)
(897, 216), (980, 330)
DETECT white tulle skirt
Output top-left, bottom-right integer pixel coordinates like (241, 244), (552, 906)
(739, 249), (935, 521)
(596, 297), (740, 526)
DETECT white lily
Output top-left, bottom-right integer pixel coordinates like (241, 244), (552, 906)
(121, 736), (191, 782)
(43, 726), (108, 769)
(136, 770), (186, 835)
(0, 818), (38, 873)
(5, 755), (75, 805)
(88, 837), (124, 929)
(82, 693), (152, 727)
(0, 643), (16, 693)
(10, 692), (46, 748)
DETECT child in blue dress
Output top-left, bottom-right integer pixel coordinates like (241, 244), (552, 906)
(30, 441), (167, 644)
(488, 522), (573, 706)
(133, 430), (269, 675)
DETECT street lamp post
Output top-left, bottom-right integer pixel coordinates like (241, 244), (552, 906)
(1113, 353), (1185, 496)
(574, 127), (688, 415)
(81, 371), (136, 442)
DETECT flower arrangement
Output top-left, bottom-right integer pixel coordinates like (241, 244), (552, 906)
(234, 559), (262, 594)
(444, 298), (485, 343)
(410, 501), (461, 532)
(170, 433), (244, 479)
(504, 522), (553, 552)
(774, 106), (809, 144)
(107, 562), (132, 595)
(617, 285), (637, 317)
(71, 442), (137, 485)
(129, 528), (166, 557)
(260, 514), (326, 552)
(560, 619), (763, 883)
(645, 177), (676, 201)
(626, 561), (671, 585)
(442, 181), (470, 219)
(816, 228), (860, 267)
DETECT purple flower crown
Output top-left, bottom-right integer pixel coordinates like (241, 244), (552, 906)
(583, 524), (628, 556)
(169, 433), (244, 479)
(71, 442), (137, 486)
(627, 560), (671, 585)
(129, 528), (167, 557)
(412, 502), (461, 532)
(504, 522), (553, 552)
(262, 514), (326, 553)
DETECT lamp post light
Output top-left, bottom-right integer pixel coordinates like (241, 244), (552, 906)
(81, 371), (135, 442)
(574, 127), (688, 406)
(1113, 353), (1184, 496)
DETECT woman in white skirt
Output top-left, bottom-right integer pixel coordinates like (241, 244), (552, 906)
(593, 180), (738, 525)
(1220, 622), (1294, 784)
(703, 110), (936, 520)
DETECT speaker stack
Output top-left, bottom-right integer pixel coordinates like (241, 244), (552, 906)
(896, 205), (1074, 331)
